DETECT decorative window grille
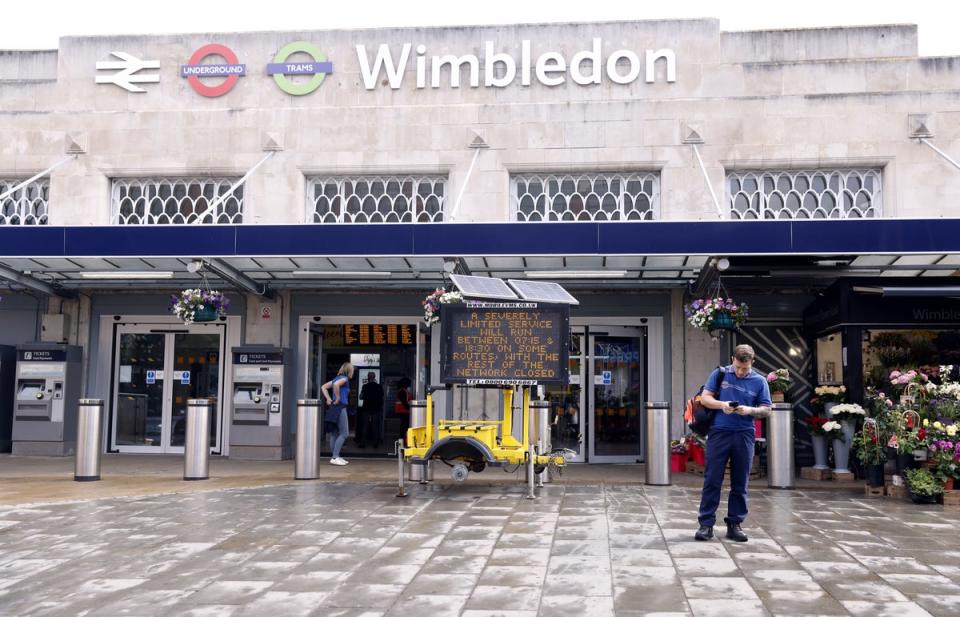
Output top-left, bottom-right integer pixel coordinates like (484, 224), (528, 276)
(511, 172), (660, 221)
(308, 176), (446, 223)
(726, 169), (882, 219)
(0, 179), (49, 225)
(111, 178), (243, 224)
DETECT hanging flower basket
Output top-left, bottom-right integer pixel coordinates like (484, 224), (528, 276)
(170, 289), (230, 325)
(683, 297), (749, 335)
(422, 288), (464, 325)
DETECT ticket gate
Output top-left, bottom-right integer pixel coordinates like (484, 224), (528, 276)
(0, 345), (15, 452)
(12, 343), (83, 456)
(229, 346), (292, 459)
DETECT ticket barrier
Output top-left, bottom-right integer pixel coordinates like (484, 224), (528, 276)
(229, 346), (292, 459)
(12, 344), (83, 456)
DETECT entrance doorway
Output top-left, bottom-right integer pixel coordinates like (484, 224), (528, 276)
(540, 327), (586, 463)
(304, 319), (426, 457)
(111, 323), (225, 454)
(588, 326), (647, 463)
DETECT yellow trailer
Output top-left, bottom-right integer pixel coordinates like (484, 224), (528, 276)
(396, 385), (570, 498)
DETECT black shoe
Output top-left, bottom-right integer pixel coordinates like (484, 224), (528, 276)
(725, 522), (748, 542)
(694, 525), (714, 541)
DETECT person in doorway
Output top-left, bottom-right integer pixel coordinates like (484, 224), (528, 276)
(560, 385), (581, 446)
(694, 344), (772, 543)
(394, 377), (411, 445)
(321, 362), (354, 466)
(356, 372), (384, 449)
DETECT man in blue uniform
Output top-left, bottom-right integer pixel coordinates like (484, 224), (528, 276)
(694, 344), (772, 542)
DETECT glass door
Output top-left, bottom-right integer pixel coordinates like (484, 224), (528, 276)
(588, 326), (646, 463)
(112, 324), (224, 454)
(541, 327), (585, 462)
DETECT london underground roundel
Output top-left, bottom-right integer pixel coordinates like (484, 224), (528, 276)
(181, 44), (246, 98)
(267, 42), (333, 96)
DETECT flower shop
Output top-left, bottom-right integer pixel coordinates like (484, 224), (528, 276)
(799, 278), (960, 503)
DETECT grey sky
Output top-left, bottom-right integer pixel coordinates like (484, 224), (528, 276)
(3, 0), (958, 57)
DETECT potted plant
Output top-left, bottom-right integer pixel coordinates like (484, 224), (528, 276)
(422, 288), (464, 325)
(766, 369), (790, 403)
(685, 434), (706, 466)
(827, 403), (865, 473)
(803, 415), (830, 469)
(854, 419), (887, 487)
(683, 297), (748, 336)
(904, 467), (944, 504)
(169, 289), (230, 325)
(670, 439), (688, 473)
(928, 437), (960, 491)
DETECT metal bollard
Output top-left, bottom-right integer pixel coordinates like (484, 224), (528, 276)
(530, 400), (551, 486)
(644, 402), (671, 486)
(295, 399), (320, 480)
(183, 399), (211, 481)
(74, 399), (103, 482)
(407, 400), (433, 483)
(526, 443), (536, 499)
(396, 439), (408, 498)
(768, 402), (795, 489)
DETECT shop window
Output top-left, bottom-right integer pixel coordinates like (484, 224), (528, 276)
(308, 176), (446, 223)
(0, 178), (48, 225)
(726, 169), (881, 220)
(511, 172), (660, 221)
(111, 178), (243, 225)
(862, 329), (960, 391)
(816, 333), (843, 385)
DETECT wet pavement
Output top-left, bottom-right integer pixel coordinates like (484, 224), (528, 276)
(2, 480), (960, 616)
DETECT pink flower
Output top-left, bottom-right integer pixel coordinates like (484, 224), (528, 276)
(877, 392), (885, 398)
(890, 370), (902, 379)
(886, 399), (894, 408)
(888, 435), (899, 448)
(767, 372), (777, 382)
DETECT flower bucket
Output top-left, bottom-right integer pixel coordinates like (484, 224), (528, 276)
(193, 305), (219, 322)
(690, 444), (706, 466)
(671, 453), (688, 473)
(712, 311), (735, 330)
(867, 464), (885, 487)
(945, 478), (955, 491)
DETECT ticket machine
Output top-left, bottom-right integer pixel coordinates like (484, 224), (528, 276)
(229, 345), (292, 459)
(12, 343), (83, 456)
(0, 345), (15, 452)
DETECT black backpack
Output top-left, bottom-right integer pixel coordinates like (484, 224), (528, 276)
(685, 366), (726, 437)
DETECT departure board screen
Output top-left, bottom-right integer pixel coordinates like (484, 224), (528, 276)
(343, 324), (415, 346)
(440, 302), (569, 385)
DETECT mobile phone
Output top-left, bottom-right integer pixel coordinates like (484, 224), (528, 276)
(729, 402), (739, 409)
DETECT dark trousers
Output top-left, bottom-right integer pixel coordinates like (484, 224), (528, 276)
(697, 428), (755, 527)
(355, 409), (381, 447)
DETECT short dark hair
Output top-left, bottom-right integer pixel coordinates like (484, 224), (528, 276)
(733, 344), (755, 362)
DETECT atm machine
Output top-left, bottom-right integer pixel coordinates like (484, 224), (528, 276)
(12, 343), (83, 456)
(0, 345), (15, 452)
(229, 345), (292, 459)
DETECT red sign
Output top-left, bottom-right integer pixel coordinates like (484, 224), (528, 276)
(182, 44), (246, 98)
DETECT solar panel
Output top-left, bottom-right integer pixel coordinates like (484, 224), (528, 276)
(507, 280), (580, 305)
(450, 274), (518, 300)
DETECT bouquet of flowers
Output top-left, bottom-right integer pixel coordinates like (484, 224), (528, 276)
(853, 421), (887, 465)
(813, 385), (846, 404)
(827, 403), (866, 422)
(766, 369), (790, 393)
(803, 415), (829, 436)
(821, 419), (844, 440)
(683, 297), (748, 333)
(422, 288), (464, 324)
(928, 438), (960, 483)
(169, 289), (229, 325)
(670, 439), (687, 455)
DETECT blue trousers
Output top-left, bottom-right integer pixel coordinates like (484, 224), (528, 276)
(697, 428), (755, 527)
(327, 407), (349, 459)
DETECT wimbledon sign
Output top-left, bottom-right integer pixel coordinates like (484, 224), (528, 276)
(356, 38), (676, 90)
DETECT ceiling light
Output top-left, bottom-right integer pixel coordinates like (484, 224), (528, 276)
(716, 258), (731, 271)
(80, 271), (174, 279)
(291, 271), (392, 277)
(525, 270), (628, 279)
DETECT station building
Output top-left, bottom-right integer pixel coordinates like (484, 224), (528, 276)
(1, 18), (959, 465)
